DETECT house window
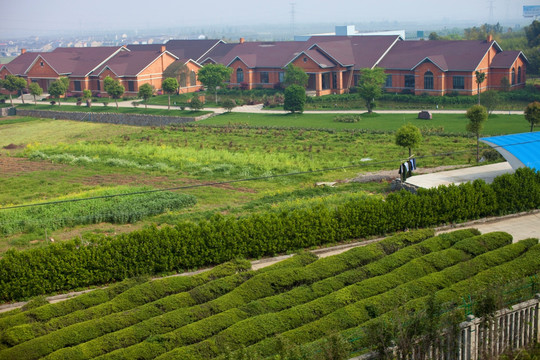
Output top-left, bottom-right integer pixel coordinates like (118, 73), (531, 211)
(517, 67), (521, 84)
(385, 74), (392, 88)
(354, 74), (360, 86)
(236, 68), (244, 83)
(97, 79), (100, 91)
(260, 72), (269, 84)
(179, 73), (187, 87)
(190, 71), (197, 86)
(404, 75), (415, 88)
(424, 71), (433, 90)
(511, 68), (515, 85)
(278, 72), (285, 83)
(332, 72), (338, 89)
(453, 76), (465, 90)
(40, 61), (44, 67)
(321, 73), (330, 90)
(74, 81), (81, 92)
(128, 81), (135, 92)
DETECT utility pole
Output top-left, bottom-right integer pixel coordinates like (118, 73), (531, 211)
(488, 0), (495, 23)
(290, 2), (296, 39)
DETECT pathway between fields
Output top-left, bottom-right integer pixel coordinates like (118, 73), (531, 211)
(8, 98), (525, 116)
(1, 210), (538, 313)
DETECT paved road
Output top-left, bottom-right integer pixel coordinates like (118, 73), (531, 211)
(8, 98), (525, 116)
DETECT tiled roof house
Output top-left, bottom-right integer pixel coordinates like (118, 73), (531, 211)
(378, 36), (528, 95)
(1, 36), (529, 98)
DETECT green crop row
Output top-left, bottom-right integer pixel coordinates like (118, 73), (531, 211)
(0, 256), (312, 360)
(241, 237), (539, 360)
(334, 240), (540, 354)
(159, 232), (511, 360)
(2, 168), (539, 303)
(0, 187), (196, 236)
(80, 230), (439, 360)
(0, 259), (251, 350)
(0, 277), (146, 333)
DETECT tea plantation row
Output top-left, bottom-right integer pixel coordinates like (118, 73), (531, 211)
(0, 229), (538, 360)
(0, 168), (538, 302)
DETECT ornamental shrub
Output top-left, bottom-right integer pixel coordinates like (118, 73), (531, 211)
(0, 169), (538, 302)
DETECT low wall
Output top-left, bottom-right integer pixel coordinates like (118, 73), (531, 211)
(0, 107), (15, 117)
(15, 109), (208, 126)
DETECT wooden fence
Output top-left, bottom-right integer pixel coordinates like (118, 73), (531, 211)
(355, 294), (540, 360)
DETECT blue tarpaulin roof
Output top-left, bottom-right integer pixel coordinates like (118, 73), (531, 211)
(480, 132), (540, 170)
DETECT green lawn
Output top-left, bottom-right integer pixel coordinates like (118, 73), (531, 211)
(202, 111), (531, 135)
(0, 112), (509, 252)
(16, 104), (211, 117)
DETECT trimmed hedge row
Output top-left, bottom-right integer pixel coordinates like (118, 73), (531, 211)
(0, 259), (251, 351)
(87, 230), (441, 360)
(243, 237), (538, 359)
(178, 232), (512, 360)
(0, 278), (146, 333)
(338, 239), (540, 352)
(2, 168), (539, 303)
(0, 256), (306, 360)
(145, 231), (504, 360)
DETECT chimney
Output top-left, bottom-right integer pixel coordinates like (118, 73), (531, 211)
(161, 45), (166, 53)
(239, 38), (245, 44)
(21, 48), (26, 54)
(487, 34), (493, 42)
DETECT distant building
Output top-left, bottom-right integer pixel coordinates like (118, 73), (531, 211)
(294, 25), (406, 41)
(1, 34), (528, 98)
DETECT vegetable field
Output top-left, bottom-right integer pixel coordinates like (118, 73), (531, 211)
(0, 229), (538, 360)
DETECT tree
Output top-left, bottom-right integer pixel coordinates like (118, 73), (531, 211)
(103, 76), (124, 109)
(475, 71), (486, 105)
(283, 84), (306, 113)
(524, 101), (540, 132)
(162, 77), (178, 110)
(197, 64), (233, 103)
(48, 78), (68, 105)
(428, 32), (441, 40)
(82, 89), (92, 107)
(3, 75), (28, 105)
(524, 20), (540, 47)
(221, 98), (236, 112)
(163, 62), (189, 90)
(466, 105), (488, 162)
(28, 82), (43, 105)
(481, 90), (500, 116)
(283, 64), (308, 88)
(138, 83), (154, 109)
(395, 124), (422, 157)
(189, 93), (204, 110)
(357, 67), (387, 113)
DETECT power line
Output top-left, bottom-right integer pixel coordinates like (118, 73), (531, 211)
(0, 149), (471, 211)
(1, 138), (537, 211)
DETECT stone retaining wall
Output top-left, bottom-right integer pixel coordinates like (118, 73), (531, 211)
(0, 107), (15, 117)
(15, 109), (208, 126)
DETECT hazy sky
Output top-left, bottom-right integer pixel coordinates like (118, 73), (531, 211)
(1, 0), (537, 37)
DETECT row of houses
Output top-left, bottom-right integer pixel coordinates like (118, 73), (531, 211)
(0, 35), (529, 98)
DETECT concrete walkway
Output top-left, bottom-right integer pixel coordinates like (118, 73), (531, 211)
(8, 97), (525, 116)
(406, 162), (515, 189)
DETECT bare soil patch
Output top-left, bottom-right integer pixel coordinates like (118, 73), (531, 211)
(0, 155), (67, 174)
(80, 173), (257, 193)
